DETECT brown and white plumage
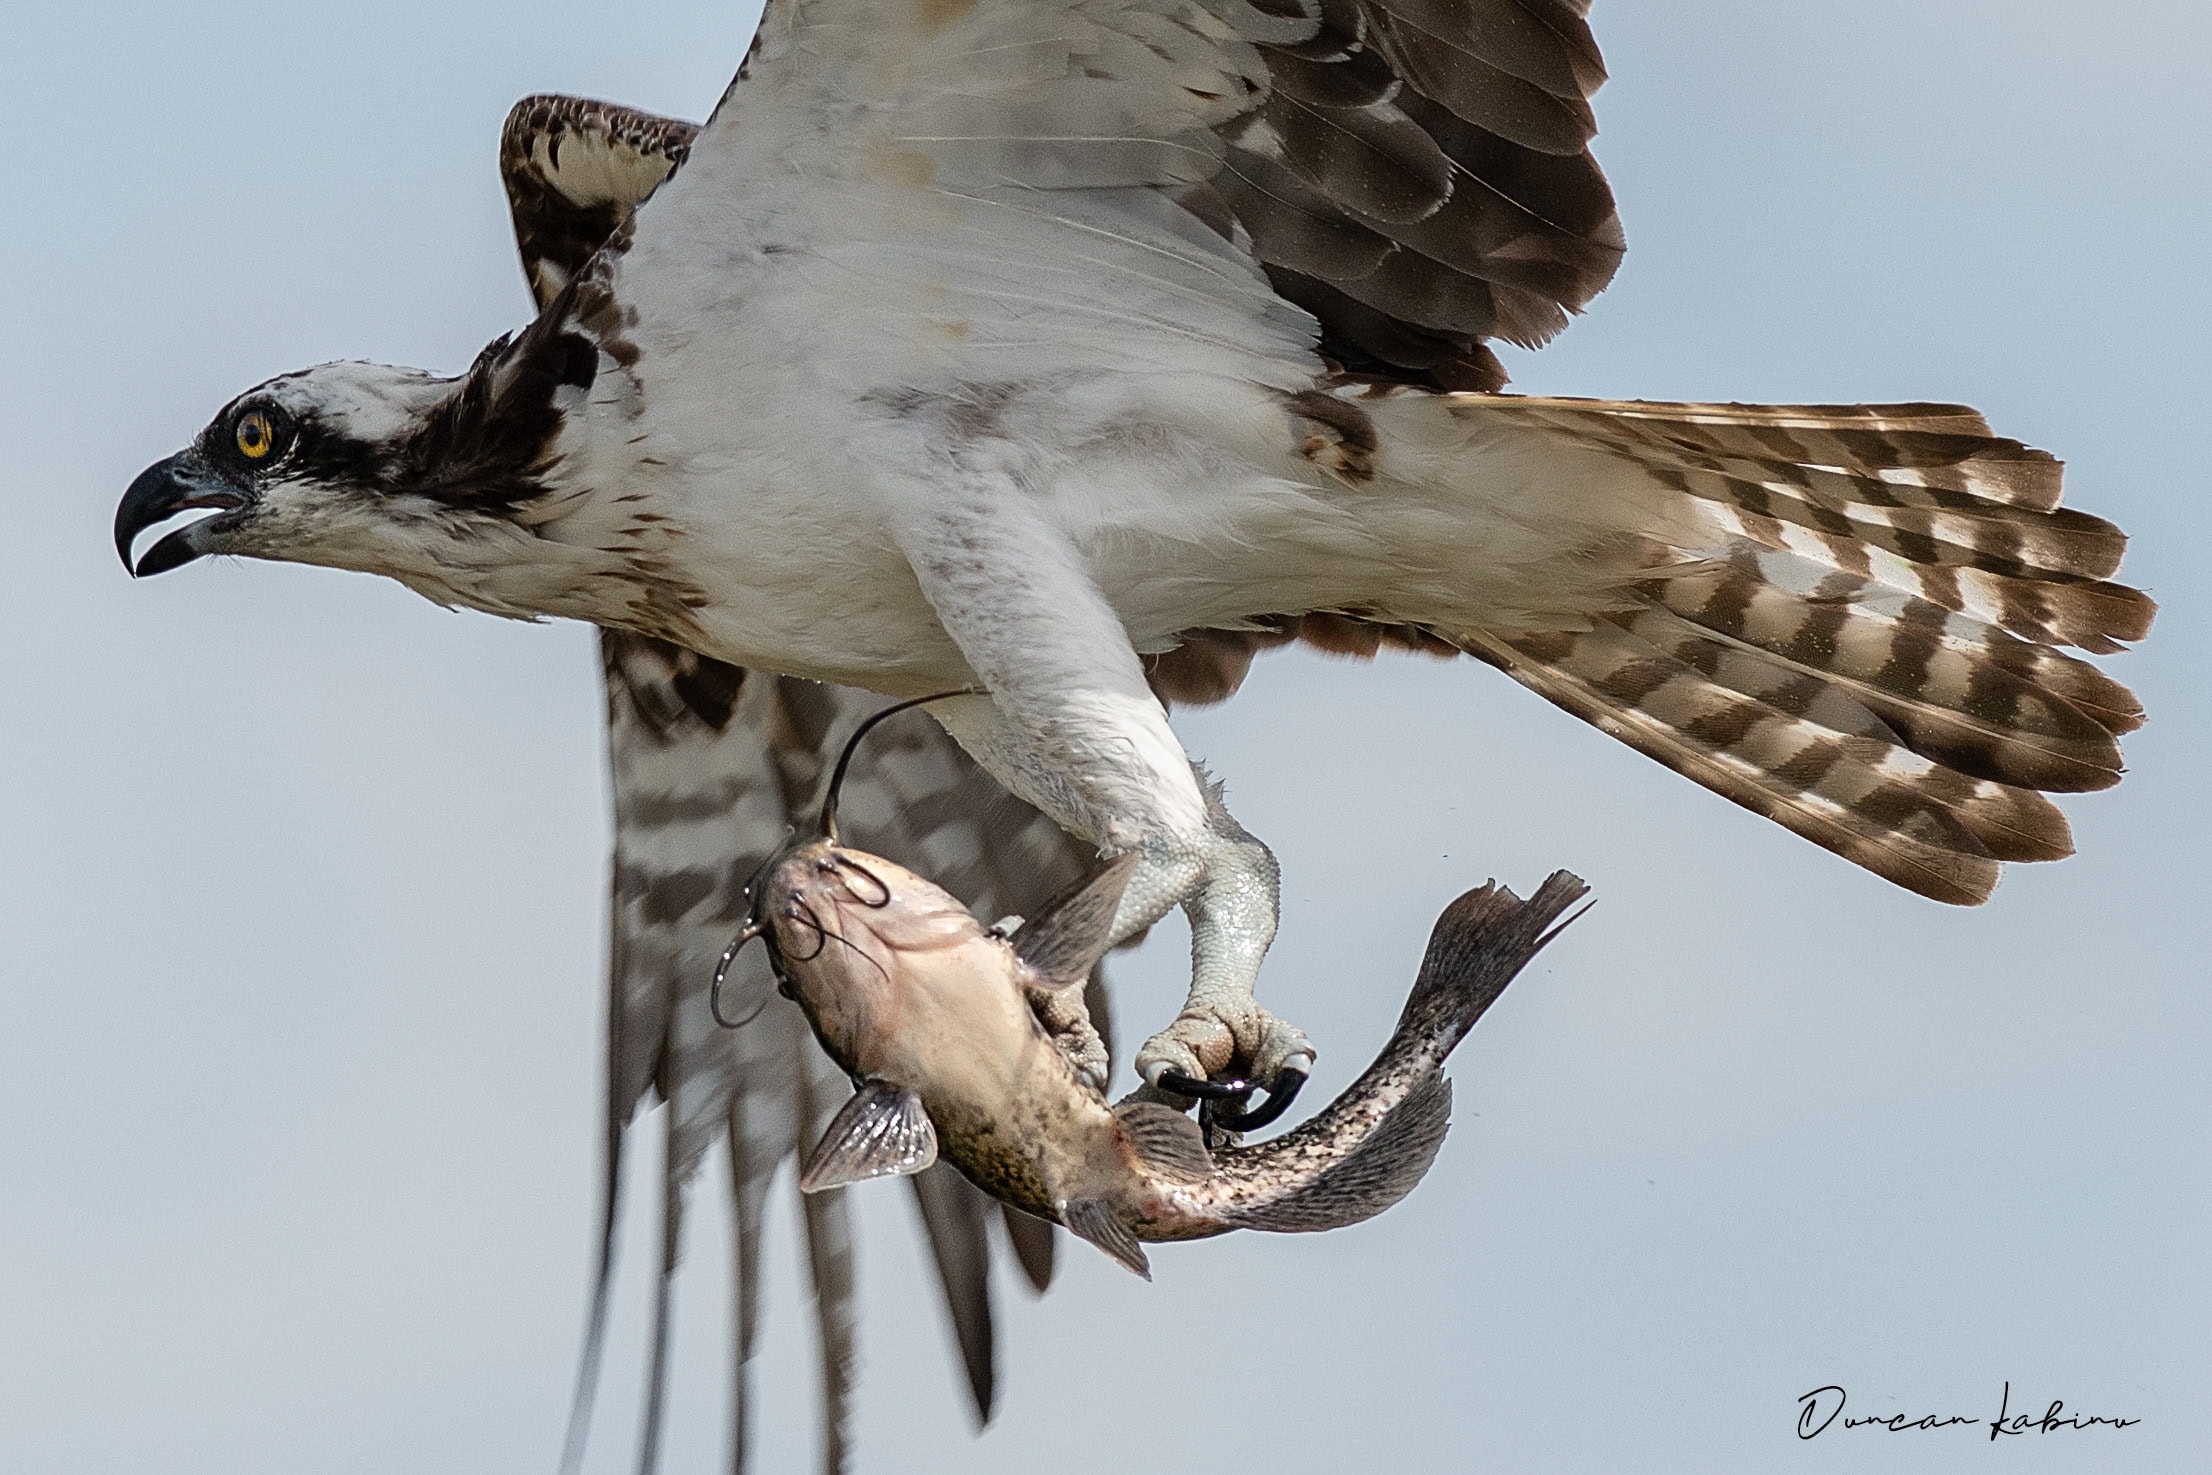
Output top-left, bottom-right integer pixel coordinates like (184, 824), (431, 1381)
(1198, 0), (1622, 387)
(1421, 394), (2150, 905)
(506, 105), (1101, 1473)
(113, 4), (2152, 1466)
(593, 635), (1102, 1474)
(478, 0), (2138, 925)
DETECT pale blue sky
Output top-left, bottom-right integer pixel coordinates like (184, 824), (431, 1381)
(2, 4), (2206, 1472)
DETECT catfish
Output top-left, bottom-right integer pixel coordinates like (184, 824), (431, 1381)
(741, 831), (1587, 1278)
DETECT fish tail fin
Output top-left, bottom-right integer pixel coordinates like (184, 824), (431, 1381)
(1394, 871), (1590, 1055)
(1231, 1073), (1454, 1233)
(1221, 875), (1583, 1238)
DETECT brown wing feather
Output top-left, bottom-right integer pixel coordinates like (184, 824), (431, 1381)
(500, 95), (698, 303)
(1217, 0), (1624, 389)
(907, 1167), (999, 1424)
(1155, 394), (2147, 905)
(502, 98), (1097, 1472)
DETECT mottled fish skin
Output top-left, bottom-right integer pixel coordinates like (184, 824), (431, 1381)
(757, 840), (1143, 1226)
(755, 836), (1586, 1265)
(1149, 871), (1589, 1239)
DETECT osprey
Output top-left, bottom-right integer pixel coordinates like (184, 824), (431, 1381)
(112, 0), (2151, 1468)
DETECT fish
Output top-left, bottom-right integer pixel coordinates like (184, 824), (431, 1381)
(742, 835), (1589, 1279)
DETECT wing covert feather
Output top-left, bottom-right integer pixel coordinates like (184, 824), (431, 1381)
(703, 0), (1620, 390)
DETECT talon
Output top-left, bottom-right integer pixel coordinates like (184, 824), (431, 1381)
(1136, 1004), (1310, 1093)
(1153, 1058), (1307, 1137)
(1134, 1009), (1238, 1088)
(1207, 1062), (1307, 1132)
(1153, 1069), (1251, 1101)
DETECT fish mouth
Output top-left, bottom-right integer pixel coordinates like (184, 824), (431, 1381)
(114, 450), (253, 577)
(756, 843), (890, 973)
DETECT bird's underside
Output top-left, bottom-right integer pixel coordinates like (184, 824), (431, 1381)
(504, 100), (1130, 1471)
(110, 3), (2153, 1472)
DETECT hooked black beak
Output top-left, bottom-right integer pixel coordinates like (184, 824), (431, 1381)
(114, 450), (251, 577)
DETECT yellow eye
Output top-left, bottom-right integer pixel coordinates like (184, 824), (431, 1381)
(235, 411), (276, 460)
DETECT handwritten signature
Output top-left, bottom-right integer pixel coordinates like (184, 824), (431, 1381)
(1796, 1383), (2140, 1441)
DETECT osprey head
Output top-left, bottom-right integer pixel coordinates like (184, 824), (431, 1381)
(116, 362), (458, 577)
(116, 324), (599, 591)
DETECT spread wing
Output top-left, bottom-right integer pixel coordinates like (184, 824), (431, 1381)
(703, 0), (1619, 393)
(501, 96), (1101, 1474)
(664, 4), (2142, 911)
(657, 0), (1620, 709)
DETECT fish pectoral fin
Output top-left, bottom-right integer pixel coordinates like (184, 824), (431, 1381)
(799, 1079), (939, 1193)
(1013, 852), (1140, 991)
(1060, 1198), (1151, 1280)
(1113, 1101), (1214, 1183)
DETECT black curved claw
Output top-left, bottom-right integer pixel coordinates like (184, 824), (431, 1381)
(1208, 1064), (1308, 1132)
(1154, 1069), (1251, 1101)
(1155, 1064), (1310, 1147)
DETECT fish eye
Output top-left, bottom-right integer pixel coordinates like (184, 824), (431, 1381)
(232, 407), (284, 462)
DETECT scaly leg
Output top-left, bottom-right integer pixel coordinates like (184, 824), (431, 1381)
(940, 696), (1313, 1090)
(898, 491), (1312, 1094)
(1103, 783), (1313, 1089)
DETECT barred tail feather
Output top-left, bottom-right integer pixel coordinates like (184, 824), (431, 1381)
(1434, 396), (2151, 904)
(1458, 623), (2044, 903)
(1222, 394), (2150, 903)
(1631, 557), (2130, 792)
(1632, 549), (2144, 736)
(1492, 398), (2156, 650)
(1502, 398), (2064, 507)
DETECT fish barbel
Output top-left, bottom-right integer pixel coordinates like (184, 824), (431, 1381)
(748, 837), (1586, 1278)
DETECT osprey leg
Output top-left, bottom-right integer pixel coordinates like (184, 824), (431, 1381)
(1105, 787), (1314, 1091)
(939, 694), (1314, 1092)
(898, 493), (1313, 1095)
